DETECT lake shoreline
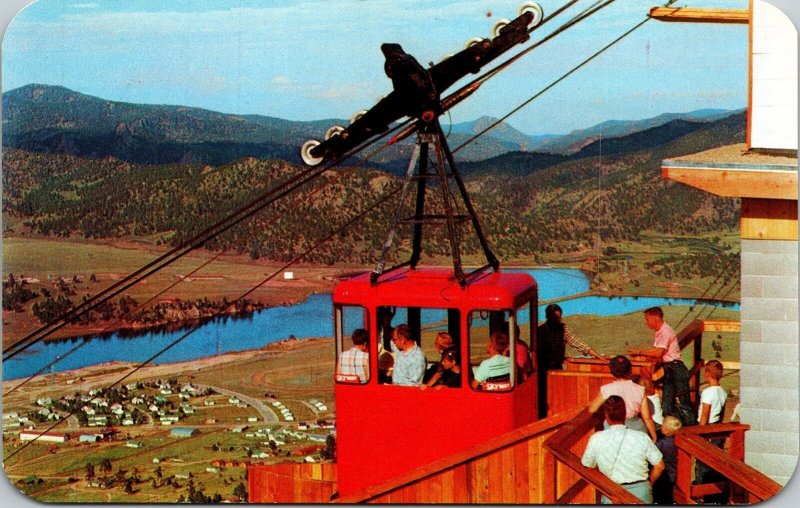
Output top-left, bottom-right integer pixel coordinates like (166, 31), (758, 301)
(28, 284), (739, 348)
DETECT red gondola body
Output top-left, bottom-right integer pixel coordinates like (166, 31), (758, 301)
(332, 268), (539, 496)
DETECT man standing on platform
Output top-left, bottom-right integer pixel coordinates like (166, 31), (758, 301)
(629, 306), (697, 426)
(581, 396), (665, 503)
(536, 303), (606, 418)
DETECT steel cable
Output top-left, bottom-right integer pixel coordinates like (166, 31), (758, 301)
(4, 182), (403, 461)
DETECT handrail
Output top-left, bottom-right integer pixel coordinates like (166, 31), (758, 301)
(335, 408), (580, 503)
(677, 319), (705, 351)
(543, 408), (645, 504)
(674, 423), (782, 503)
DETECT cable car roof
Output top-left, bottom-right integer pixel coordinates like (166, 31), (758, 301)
(333, 268), (536, 310)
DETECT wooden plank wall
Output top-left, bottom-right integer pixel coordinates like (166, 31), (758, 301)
(320, 408), (602, 504)
(548, 371), (614, 416)
(360, 427), (597, 504)
(248, 462), (337, 503)
(249, 363), (645, 504)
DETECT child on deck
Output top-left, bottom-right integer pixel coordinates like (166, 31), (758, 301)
(653, 416), (681, 504)
(695, 360), (728, 492)
(699, 360), (727, 425)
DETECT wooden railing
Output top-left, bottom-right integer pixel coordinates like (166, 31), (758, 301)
(543, 408), (647, 504)
(674, 423), (782, 504)
(543, 414), (782, 505)
(334, 409), (583, 504)
(248, 319), (763, 504)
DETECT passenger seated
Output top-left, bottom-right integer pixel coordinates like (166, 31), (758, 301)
(377, 306), (395, 352)
(423, 332), (455, 383)
(471, 332), (511, 389)
(420, 346), (462, 390)
(389, 324), (427, 386)
(337, 328), (369, 383)
(503, 322), (532, 382)
(514, 338), (533, 381)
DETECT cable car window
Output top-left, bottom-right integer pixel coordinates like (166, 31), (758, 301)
(468, 310), (518, 392)
(515, 303), (534, 383)
(377, 306), (461, 388)
(335, 305), (370, 385)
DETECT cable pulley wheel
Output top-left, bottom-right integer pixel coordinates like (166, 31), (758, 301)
(301, 139), (324, 166)
(325, 125), (345, 140)
(350, 110), (368, 124)
(519, 2), (544, 29)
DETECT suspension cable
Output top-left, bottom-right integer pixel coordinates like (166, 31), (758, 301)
(5, 182), (404, 461)
(3, 249), (227, 396)
(453, 0), (679, 154)
(3, 118), (411, 362)
(673, 254), (740, 330)
(5, 0), (684, 376)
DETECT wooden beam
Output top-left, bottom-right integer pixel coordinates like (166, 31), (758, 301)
(661, 166), (798, 200)
(720, 361), (741, 371)
(741, 198), (798, 241)
(701, 319), (740, 333)
(649, 7), (750, 24)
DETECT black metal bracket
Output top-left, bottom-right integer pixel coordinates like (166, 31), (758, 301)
(371, 119), (499, 287)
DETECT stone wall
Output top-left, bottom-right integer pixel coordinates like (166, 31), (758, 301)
(739, 238), (799, 485)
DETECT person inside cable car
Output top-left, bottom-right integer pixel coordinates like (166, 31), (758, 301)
(388, 324), (427, 386)
(377, 306), (395, 352)
(336, 328), (370, 384)
(471, 332), (511, 390)
(376, 307), (396, 384)
(420, 346), (462, 390)
(504, 322), (533, 382)
(423, 332), (455, 384)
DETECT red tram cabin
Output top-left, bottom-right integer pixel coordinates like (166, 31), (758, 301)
(332, 267), (538, 496)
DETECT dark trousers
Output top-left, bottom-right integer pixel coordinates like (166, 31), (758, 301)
(537, 368), (550, 418)
(662, 360), (697, 426)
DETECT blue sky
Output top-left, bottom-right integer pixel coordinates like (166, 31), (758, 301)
(2, 0), (750, 135)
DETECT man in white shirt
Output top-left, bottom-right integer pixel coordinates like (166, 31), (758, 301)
(390, 324), (426, 386)
(581, 395), (665, 503)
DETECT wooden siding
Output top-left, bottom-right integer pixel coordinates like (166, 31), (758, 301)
(335, 408), (596, 504)
(661, 166), (798, 200)
(248, 462), (336, 503)
(741, 198), (798, 240)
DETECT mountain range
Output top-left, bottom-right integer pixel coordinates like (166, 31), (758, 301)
(3, 84), (742, 172)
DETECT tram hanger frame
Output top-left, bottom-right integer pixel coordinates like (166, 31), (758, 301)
(370, 118), (499, 287)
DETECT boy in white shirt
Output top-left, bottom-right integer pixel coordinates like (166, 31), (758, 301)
(695, 359), (728, 493)
(699, 360), (727, 425)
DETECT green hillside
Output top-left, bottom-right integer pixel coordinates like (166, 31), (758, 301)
(4, 109), (743, 280)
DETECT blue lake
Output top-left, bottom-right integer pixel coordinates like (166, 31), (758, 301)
(3, 268), (738, 380)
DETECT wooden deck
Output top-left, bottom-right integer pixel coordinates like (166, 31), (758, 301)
(247, 319), (780, 504)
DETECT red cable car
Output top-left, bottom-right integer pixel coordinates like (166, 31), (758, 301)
(333, 267), (538, 496)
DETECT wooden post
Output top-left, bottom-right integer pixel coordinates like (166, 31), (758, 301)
(542, 445), (557, 504)
(692, 329), (703, 404)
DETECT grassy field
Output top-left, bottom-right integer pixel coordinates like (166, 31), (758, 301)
(2, 236), (342, 346)
(3, 233), (743, 503)
(7, 428), (254, 503)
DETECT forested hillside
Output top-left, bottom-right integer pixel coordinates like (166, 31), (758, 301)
(3, 110), (744, 272)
